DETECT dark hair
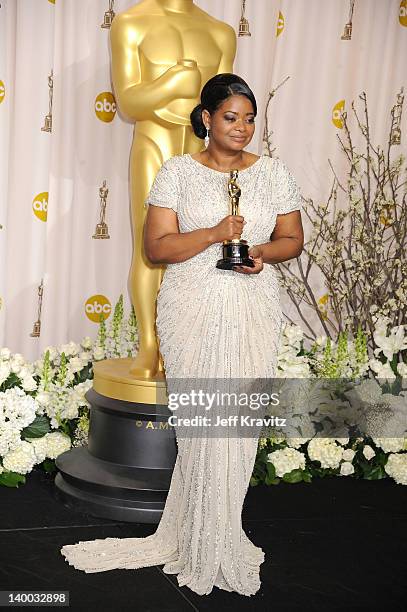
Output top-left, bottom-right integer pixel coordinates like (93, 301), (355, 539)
(190, 73), (257, 139)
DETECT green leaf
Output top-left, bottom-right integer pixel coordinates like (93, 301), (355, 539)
(282, 469), (304, 484)
(266, 461), (276, 480)
(0, 471), (26, 487)
(41, 459), (57, 474)
(302, 472), (313, 483)
(249, 476), (259, 486)
(21, 415), (50, 439)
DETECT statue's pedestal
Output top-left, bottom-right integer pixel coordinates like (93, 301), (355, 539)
(55, 359), (176, 524)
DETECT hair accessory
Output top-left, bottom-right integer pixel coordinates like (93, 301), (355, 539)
(204, 127), (210, 148)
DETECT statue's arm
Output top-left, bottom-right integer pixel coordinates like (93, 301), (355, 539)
(110, 15), (200, 122)
(215, 23), (237, 73)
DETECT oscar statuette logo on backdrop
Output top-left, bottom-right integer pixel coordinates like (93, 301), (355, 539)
(93, 181), (110, 239)
(101, 0), (115, 29)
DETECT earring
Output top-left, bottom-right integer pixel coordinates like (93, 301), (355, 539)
(204, 127), (210, 148)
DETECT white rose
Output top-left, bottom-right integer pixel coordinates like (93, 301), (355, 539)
(362, 445), (376, 460)
(0, 348), (11, 360)
(342, 448), (355, 461)
(340, 461), (355, 476)
(0, 362), (11, 385)
(93, 346), (105, 361)
(9, 353), (25, 374)
(80, 337), (93, 350)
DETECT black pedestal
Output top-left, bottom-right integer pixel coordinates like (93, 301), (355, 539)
(54, 388), (177, 523)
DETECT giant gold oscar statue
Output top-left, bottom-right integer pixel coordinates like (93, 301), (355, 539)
(55, 0), (237, 522)
(92, 0), (236, 404)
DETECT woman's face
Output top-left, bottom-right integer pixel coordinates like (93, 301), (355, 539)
(202, 95), (256, 151)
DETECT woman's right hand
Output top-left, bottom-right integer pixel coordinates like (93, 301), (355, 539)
(210, 215), (246, 243)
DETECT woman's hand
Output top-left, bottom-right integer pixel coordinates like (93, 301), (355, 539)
(210, 215), (246, 243)
(233, 245), (264, 274)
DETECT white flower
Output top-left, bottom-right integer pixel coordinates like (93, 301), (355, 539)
(385, 453), (407, 485)
(373, 324), (407, 361)
(2, 440), (37, 474)
(21, 376), (38, 392)
(369, 359), (396, 380)
(93, 346), (105, 361)
(286, 437), (311, 449)
(67, 357), (87, 374)
(0, 388), (38, 431)
(397, 363), (407, 377)
(45, 432), (71, 459)
(43, 346), (59, 362)
(9, 353), (26, 374)
(29, 436), (49, 463)
(80, 337), (93, 350)
(0, 348), (11, 360)
(0, 421), (21, 455)
(342, 448), (355, 461)
(282, 324), (304, 347)
(0, 362), (11, 385)
(340, 461), (355, 476)
(267, 447), (306, 477)
(362, 445), (376, 460)
(335, 438), (349, 446)
(307, 438), (343, 469)
(373, 438), (405, 453)
(58, 342), (80, 358)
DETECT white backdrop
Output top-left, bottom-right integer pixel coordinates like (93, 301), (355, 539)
(0, 0), (406, 361)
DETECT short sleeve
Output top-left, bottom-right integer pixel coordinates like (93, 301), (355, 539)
(144, 158), (180, 213)
(271, 157), (302, 215)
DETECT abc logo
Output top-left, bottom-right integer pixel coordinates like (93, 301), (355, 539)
(85, 295), (112, 322)
(0, 80), (5, 104)
(276, 11), (285, 36)
(95, 92), (116, 123)
(48, 0), (55, 4)
(32, 192), (48, 222)
(400, 0), (407, 26)
(332, 100), (345, 129)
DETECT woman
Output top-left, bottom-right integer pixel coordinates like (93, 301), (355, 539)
(61, 74), (304, 597)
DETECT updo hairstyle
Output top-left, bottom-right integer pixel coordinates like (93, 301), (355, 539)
(190, 73), (257, 139)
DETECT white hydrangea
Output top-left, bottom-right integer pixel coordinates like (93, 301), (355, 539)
(362, 445), (376, 460)
(2, 440), (37, 474)
(45, 432), (71, 459)
(0, 348), (11, 360)
(267, 446), (306, 477)
(0, 421), (21, 455)
(307, 438), (344, 469)
(0, 388), (38, 431)
(340, 461), (355, 476)
(385, 453), (407, 485)
(373, 438), (405, 453)
(28, 436), (49, 463)
(80, 337), (93, 351)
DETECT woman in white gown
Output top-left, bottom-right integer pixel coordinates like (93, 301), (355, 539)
(61, 74), (304, 597)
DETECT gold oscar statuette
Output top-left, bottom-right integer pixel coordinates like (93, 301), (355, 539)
(41, 71), (53, 133)
(93, 180), (110, 239)
(216, 170), (254, 270)
(30, 279), (44, 337)
(101, 0), (115, 29)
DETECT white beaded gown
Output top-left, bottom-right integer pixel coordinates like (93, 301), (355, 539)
(60, 153), (302, 596)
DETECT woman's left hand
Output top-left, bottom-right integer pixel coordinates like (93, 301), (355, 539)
(233, 246), (264, 274)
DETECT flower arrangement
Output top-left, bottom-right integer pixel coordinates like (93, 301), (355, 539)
(1, 294), (405, 488)
(0, 298), (138, 487)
